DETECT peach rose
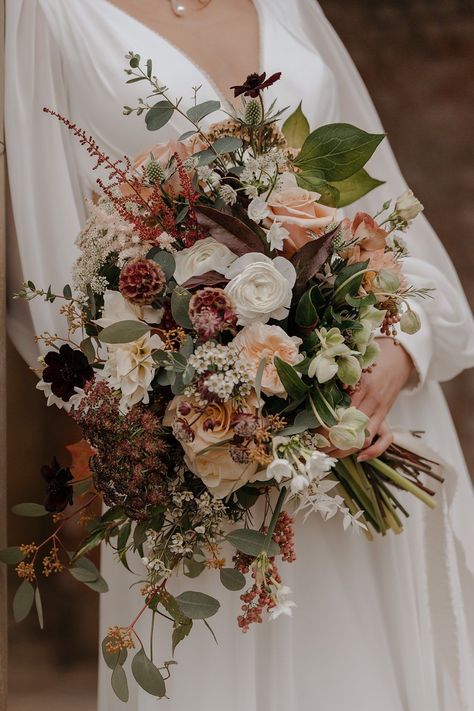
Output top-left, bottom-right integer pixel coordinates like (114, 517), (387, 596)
(163, 394), (259, 498)
(266, 173), (337, 257)
(340, 212), (387, 258)
(232, 324), (303, 398)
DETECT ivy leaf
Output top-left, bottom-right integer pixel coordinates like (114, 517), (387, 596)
(13, 580), (35, 622)
(11, 503), (48, 517)
(186, 100), (221, 124)
(131, 649), (166, 698)
(282, 101), (310, 149)
(294, 123), (385, 182)
(220, 568), (246, 591)
(225, 529), (279, 557)
(175, 591), (220, 620)
(98, 320), (150, 344)
(0, 547), (25, 565)
(329, 169), (385, 208)
(145, 100), (174, 131)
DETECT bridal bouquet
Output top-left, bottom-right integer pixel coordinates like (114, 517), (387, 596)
(2, 56), (442, 702)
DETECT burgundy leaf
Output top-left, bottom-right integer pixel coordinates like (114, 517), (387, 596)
(196, 205), (265, 256)
(182, 270), (229, 290)
(291, 225), (339, 299)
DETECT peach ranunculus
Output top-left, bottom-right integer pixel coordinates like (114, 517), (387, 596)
(266, 173), (337, 258)
(232, 324), (303, 398)
(163, 394), (259, 498)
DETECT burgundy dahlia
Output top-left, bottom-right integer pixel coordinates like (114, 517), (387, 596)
(42, 344), (94, 402)
(188, 287), (237, 339)
(41, 457), (74, 513)
(119, 258), (165, 305)
(230, 71), (282, 99)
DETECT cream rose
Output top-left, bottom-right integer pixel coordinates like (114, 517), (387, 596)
(232, 324), (303, 397)
(173, 237), (237, 286)
(163, 395), (259, 498)
(266, 173), (337, 257)
(224, 254), (296, 325)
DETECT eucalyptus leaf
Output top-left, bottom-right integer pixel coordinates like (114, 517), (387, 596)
(145, 100), (174, 131)
(35, 587), (44, 630)
(212, 136), (243, 154)
(98, 320), (150, 344)
(172, 619), (193, 654)
(282, 101), (310, 149)
(186, 100), (221, 124)
(184, 557), (206, 578)
(13, 580), (35, 622)
(225, 529), (279, 557)
(131, 649), (166, 698)
(63, 284), (72, 299)
(84, 576), (109, 593)
(178, 130), (198, 141)
(149, 249), (175, 279)
(102, 637), (128, 670)
(80, 336), (96, 364)
(111, 663), (129, 703)
(294, 123), (385, 182)
(11, 503), (48, 517)
(0, 546), (25, 565)
(175, 591), (220, 620)
(69, 566), (99, 583)
(171, 286), (192, 328)
(220, 568), (246, 591)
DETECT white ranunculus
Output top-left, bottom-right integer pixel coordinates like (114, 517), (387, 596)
(395, 189), (424, 222)
(173, 237), (237, 286)
(94, 290), (162, 327)
(104, 332), (163, 413)
(224, 253), (296, 325)
(247, 196), (270, 223)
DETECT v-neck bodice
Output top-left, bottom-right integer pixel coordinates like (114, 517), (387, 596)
(37, 0), (338, 194)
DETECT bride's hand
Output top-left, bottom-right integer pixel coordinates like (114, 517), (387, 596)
(328, 338), (414, 461)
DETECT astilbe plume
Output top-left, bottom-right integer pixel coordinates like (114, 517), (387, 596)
(73, 381), (180, 519)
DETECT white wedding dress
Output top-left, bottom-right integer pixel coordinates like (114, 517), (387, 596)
(6, 1), (474, 709)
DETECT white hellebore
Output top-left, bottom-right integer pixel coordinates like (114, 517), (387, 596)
(329, 407), (369, 451)
(308, 327), (361, 387)
(224, 253), (296, 325)
(95, 291), (163, 412)
(173, 237), (237, 285)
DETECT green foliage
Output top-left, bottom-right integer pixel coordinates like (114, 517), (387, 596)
(0, 546), (25, 565)
(282, 101), (310, 149)
(35, 587), (44, 630)
(220, 568), (246, 591)
(69, 556), (109, 593)
(175, 591), (220, 620)
(145, 100), (174, 131)
(273, 357), (310, 401)
(225, 528), (279, 557)
(294, 123), (385, 182)
(147, 248), (176, 279)
(98, 320), (150, 344)
(186, 100), (221, 124)
(131, 649), (166, 698)
(11, 503), (48, 517)
(80, 336), (96, 364)
(295, 284), (325, 328)
(171, 286), (193, 329)
(13, 580), (35, 622)
(111, 663), (129, 703)
(330, 169), (384, 207)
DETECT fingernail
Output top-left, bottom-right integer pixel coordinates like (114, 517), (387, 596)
(357, 454), (366, 462)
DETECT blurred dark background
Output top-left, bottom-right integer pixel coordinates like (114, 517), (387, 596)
(7, 1), (474, 708)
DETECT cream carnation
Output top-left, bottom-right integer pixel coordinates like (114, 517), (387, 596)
(163, 395), (259, 498)
(232, 323), (303, 397)
(173, 237), (237, 286)
(224, 254), (296, 325)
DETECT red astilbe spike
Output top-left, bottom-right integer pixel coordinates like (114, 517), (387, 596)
(174, 153), (206, 248)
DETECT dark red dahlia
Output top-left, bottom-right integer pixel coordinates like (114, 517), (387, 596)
(42, 344), (94, 402)
(188, 287), (237, 339)
(230, 71), (282, 98)
(41, 457), (74, 513)
(119, 258), (166, 305)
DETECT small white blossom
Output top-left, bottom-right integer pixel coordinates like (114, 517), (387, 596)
(266, 458), (293, 483)
(247, 196), (270, 223)
(219, 184), (238, 206)
(266, 221), (289, 251)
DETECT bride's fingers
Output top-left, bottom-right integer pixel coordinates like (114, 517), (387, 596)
(357, 421), (393, 462)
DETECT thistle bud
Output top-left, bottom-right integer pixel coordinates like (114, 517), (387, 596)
(244, 99), (263, 125)
(400, 308), (421, 334)
(146, 159), (165, 185)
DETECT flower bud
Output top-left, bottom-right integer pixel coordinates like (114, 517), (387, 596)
(337, 355), (362, 387)
(395, 189), (424, 222)
(374, 269), (401, 293)
(400, 308), (421, 334)
(244, 98), (263, 125)
(146, 159), (165, 185)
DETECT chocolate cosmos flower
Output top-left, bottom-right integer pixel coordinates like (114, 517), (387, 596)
(230, 71), (282, 98)
(42, 344), (94, 402)
(41, 457), (74, 513)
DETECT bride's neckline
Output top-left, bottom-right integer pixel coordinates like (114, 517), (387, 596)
(100, 0), (265, 106)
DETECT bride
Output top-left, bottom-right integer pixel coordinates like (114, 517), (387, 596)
(6, 1), (474, 709)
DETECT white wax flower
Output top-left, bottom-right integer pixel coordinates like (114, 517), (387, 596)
(173, 237), (237, 285)
(224, 253), (296, 325)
